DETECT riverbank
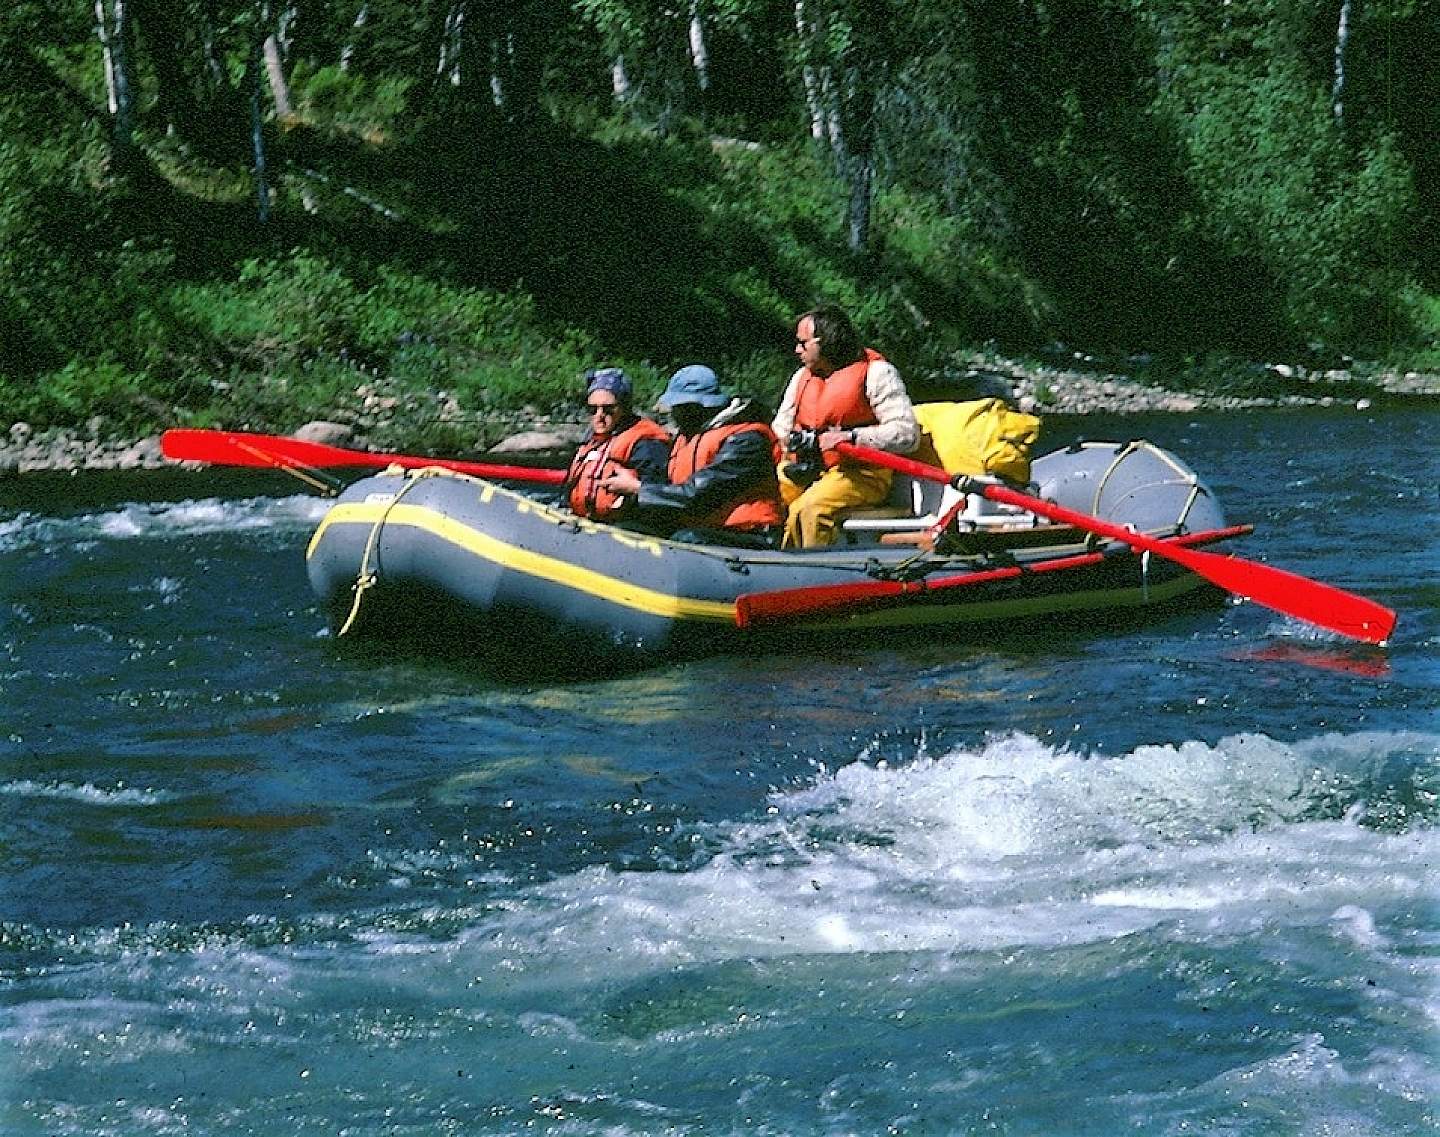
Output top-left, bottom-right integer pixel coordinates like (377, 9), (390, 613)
(4, 356), (1438, 475)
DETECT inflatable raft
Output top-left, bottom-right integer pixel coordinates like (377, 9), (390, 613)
(304, 439), (1249, 666)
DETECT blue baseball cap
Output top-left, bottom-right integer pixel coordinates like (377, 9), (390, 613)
(657, 364), (728, 411)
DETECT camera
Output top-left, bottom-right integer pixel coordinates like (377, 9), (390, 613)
(782, 429), (823, 486)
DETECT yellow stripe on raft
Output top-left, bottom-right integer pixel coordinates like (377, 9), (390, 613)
(307, 501), (737, 623)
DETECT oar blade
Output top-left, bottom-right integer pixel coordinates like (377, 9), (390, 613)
(161, 429), (567, 484)
(1167, 544), (1397, 645)
(161, 429), (377, 468)
(736, 579), (910, 627)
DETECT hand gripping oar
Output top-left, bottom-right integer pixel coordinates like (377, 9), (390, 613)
(815, 441), (1396, 645)
(160, 429), (566, 485)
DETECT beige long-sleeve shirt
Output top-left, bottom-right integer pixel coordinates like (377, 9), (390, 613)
(770, 357), (920, 454)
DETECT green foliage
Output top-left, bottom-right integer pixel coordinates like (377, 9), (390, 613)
(146, 250), (611, 429)
(0, 359), (149, 430)
(287, 62), (412, 139)
(1162, 58), (1414, 349)
(1396, 287), (1440, 368)
(1, 0), (1435, 444)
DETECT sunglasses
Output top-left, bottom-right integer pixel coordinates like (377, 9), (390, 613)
(586, 402), (619, 414)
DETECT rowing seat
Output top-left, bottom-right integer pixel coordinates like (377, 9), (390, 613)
(839, 474), (1039, 544)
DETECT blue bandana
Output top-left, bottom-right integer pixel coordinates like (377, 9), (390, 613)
(584, 367), (632, 401)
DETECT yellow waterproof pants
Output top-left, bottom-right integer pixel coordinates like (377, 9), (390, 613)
(778, 464), (892, 549)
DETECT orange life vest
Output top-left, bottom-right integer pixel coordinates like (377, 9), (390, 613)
(667, 422), (784, 530)
(791, 347), (884, 468)
(566, 416), (670, 519)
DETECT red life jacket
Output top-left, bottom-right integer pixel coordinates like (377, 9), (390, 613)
(668, 422), (784, 530)
(566, 416), (670, 519)
(791, 347), (884, 468)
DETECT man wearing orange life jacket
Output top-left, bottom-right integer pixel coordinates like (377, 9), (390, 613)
(599, 365), (784, 546)
(771, 304), (919, 548)
(565, 367), (671, 521)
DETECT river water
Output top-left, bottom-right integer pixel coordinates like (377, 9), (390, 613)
(2, 409), (1436, 1135)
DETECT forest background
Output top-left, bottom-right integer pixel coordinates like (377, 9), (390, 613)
(1, 0), (1436, 453)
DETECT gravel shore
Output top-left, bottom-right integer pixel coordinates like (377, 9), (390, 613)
(4, 357), (1437, 476)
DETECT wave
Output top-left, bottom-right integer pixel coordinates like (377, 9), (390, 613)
(0, 494), (330, 553)
(10, 731), (1435, 971)
(423, 729), (1440, 974)
(0, 779), (179, 806)
(9, 732), (1436, 1136)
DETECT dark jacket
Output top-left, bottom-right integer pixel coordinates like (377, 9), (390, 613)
(632, 399), (782, 530)
(607, 414), (672, 484)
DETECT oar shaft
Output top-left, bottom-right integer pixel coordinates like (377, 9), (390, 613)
(736, 527), (1247, 628)
(834, 440), (1396, 644)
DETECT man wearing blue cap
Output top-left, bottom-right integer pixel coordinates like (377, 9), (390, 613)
(564, 367), (671, 521)
(600, 365), (783, 543)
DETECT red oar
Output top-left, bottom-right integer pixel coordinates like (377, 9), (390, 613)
(738, 554), (1096, 628)
(736, 527), (1249, 629)
(830, 441), (1396, 645)
(161, 429), (566, 484)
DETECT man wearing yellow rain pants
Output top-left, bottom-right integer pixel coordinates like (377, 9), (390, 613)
(771, 304), (920, 548)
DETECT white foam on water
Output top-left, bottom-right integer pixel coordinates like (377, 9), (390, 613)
(0, 779), (178, 806)
(127, 576), (183, 606)
(7, 731), (1433, 1134)
(0, 494), (330, 553)
(2, 995), (190, 1075)
(1198, 1033), (1440, 1136)
(18, 1101), (193, 1137)
(440, 730), (1438, 982)
(1329, 904), (1386, 948)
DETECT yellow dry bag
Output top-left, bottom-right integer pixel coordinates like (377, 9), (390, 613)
(913, 399), (1041, 484)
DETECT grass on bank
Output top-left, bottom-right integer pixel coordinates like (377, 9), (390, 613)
(1, 75), (1020, 447)
(2, 61), (1437, 447)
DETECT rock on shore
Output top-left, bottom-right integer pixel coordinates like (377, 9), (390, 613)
(943, 353), (1440, 416)
(3, 359), (1437, 474)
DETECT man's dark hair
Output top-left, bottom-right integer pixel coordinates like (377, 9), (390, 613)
(802, 304), (863, 366)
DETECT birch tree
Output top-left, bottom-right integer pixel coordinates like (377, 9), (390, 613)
(1332, 0), (1352, 127)
(94, 0), (136, 158)
(790, 0), (898, 253)
(687, 0), (709, 92)
(264, 6), (297, 121)
(339, 2), (367, 70)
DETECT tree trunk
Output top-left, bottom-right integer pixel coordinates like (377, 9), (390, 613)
(202, 19), (225, 86)
(95, 0), (118, 114)
(437, 2), (464, 87)
(794, 0), (826, 141)
(340, 2), (367, 71)
(275, 3), (295, 57)
(498, 13), (543, 123)
(263, 34), (294, 120)
(247, 23), (269, 222)
(819, 67), (845, 165)
(687, 2), (710, 93)
(612, 52), (631, 104)
(490, 35), (507, 108)
(94, 0), (135, 154)
(455, 4), (506, 115)
(846, 153), (872, 253)
(1332, 0), (1352, 127)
